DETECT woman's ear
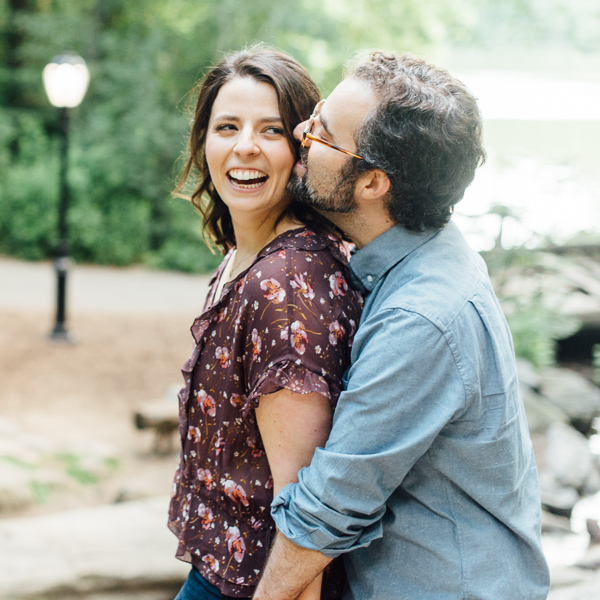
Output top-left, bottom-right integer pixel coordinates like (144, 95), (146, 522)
(355, 169), (391, 203)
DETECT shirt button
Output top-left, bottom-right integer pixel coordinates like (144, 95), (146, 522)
(367, 275), (373, 282)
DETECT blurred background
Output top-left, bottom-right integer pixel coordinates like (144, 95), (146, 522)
(1, 0), (600, 599)
(2, 0), (600, 271)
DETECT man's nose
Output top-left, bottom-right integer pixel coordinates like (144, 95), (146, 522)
(293, 121), (307, 144)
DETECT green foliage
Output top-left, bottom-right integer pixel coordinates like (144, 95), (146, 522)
(593, 344), (600, 387)
(55, 452), (98, 485)
(504, 295), (580, 369)
(0, 0), (470, 272)
(30, 479), (53, 504)
(564, 231), (600, 245)
(145, 198), (223, 273)
(0, 454), (35, 470)
(482, 247), (581, 369)
(0, 111), (57, 259)
(1, 0), (598, 272)
(55, 452), (119, 485)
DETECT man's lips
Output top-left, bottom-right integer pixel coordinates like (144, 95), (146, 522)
(293, 148), (309, 174)
(299, 147), (309, 167)
(294, 159), (307, 176)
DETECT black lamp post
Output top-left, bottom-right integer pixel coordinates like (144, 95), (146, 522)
(42, 53), (89, 342)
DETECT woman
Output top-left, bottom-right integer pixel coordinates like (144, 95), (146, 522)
(169, 46), (362, 600)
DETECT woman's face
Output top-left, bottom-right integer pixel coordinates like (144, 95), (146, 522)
(205, 77), (295, 223)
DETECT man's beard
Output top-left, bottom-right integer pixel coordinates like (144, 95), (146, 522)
(288, 151), (359, 214)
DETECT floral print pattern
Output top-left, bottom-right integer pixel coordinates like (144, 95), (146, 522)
(168, 228), (362, 597)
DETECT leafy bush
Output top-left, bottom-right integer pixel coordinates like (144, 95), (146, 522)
(503, 294), (580, 369)
(482, 247), (581, 369)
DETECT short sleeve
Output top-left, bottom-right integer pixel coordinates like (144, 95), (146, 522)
(239, 244), (361, 415)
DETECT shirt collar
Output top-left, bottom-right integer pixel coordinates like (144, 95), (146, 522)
(349, 224), (441, 294)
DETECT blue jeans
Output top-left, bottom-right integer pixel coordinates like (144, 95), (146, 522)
(174, 567), (251, 600)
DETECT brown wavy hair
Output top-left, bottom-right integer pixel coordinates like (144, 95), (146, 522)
(174, 45), (326, 251)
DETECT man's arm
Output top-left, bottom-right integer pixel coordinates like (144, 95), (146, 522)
(253, 533), (332, 600)
(253, 310), (463, 599)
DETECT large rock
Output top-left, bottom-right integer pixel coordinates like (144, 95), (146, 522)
(516, 358), (542, 392)
(0, 418), (119, 516)
(548, 568), (600, 600)
(0, 461), (34, 513)
(544, 422), (595, 492)
(539, 368), (600, 434)
(539, 479), (579, 518)
(0, 496), (188, 599)
(541, 509), (572, 534)
(521, 385), (568, 434)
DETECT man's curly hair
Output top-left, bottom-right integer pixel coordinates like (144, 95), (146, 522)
(347, 51), (486, 231)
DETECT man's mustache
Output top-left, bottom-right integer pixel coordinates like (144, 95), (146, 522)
(299, 146), (309, 167)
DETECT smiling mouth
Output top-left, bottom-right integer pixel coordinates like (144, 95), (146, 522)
(227, 169), (269, 189)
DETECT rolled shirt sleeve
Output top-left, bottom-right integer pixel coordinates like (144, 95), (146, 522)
(271, 307), (466, 557)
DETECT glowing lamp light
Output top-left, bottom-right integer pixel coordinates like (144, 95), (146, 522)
(42, 54), (90, 108)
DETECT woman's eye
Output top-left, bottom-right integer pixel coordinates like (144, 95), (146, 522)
(265, 126), (284, 135)
(216, 124), (237, 132)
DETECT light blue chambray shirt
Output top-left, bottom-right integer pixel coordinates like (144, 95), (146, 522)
(272, 222), (550, 600)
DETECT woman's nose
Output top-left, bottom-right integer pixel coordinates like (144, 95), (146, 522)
(234, 130), (260, 156)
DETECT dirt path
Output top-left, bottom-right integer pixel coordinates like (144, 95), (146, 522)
(1, 257), (212, 516)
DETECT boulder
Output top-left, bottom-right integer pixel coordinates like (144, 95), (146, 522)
(134, 401), (179, 456)
(516, 357), (542, 392)
(544, 422), (595, 492)
(0, 418), (119, 515)
(539, 477), (579, 518)
(574, 544), (600, 571)
(539, 368), (600, 434)
(521, 385), (568, 434)
(0, 460), (34, 513)
(0, 496), (188, 599)
(541, 509), (572, 534)
(134, 385), (181, 455)
(548, 568), (600, 599)
(582, 468), (600, 496)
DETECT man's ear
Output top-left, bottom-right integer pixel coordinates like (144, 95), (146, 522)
(355, 169), (391, 202)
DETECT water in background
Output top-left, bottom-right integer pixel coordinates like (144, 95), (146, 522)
(452, 73), (600, 251)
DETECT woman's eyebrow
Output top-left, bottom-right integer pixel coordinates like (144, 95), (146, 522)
(211, 114), (283, 124)
(212, 114), (239, 121)
(257, 116), (284, 124)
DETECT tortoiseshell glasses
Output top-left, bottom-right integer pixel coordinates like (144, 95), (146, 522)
(301, 99), (364, 160)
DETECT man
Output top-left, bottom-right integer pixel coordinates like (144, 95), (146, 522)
(253, 51), (550, 600)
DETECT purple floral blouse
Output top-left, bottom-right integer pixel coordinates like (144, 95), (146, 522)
(168, 228), (363, 598)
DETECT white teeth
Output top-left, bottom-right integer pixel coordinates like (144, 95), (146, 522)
(228, 169), (267, 181)
(233, 182), (264, 189)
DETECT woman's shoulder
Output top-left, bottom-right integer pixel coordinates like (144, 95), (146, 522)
(255, 227), (351, 271)
(241, 233), (333, 288)
(238, 229), (361, 315)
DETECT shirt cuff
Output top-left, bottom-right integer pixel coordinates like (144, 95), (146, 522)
(271, 481), (384, 558)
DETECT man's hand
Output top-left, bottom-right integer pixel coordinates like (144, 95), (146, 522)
(253, 533), (333, 600)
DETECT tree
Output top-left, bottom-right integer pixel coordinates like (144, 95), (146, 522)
(2, 0), (597, 271)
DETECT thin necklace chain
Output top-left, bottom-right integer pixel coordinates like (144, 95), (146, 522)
(231, 249), (256, 274)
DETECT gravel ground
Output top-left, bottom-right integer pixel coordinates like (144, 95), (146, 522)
(1, 256), (212, 516)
